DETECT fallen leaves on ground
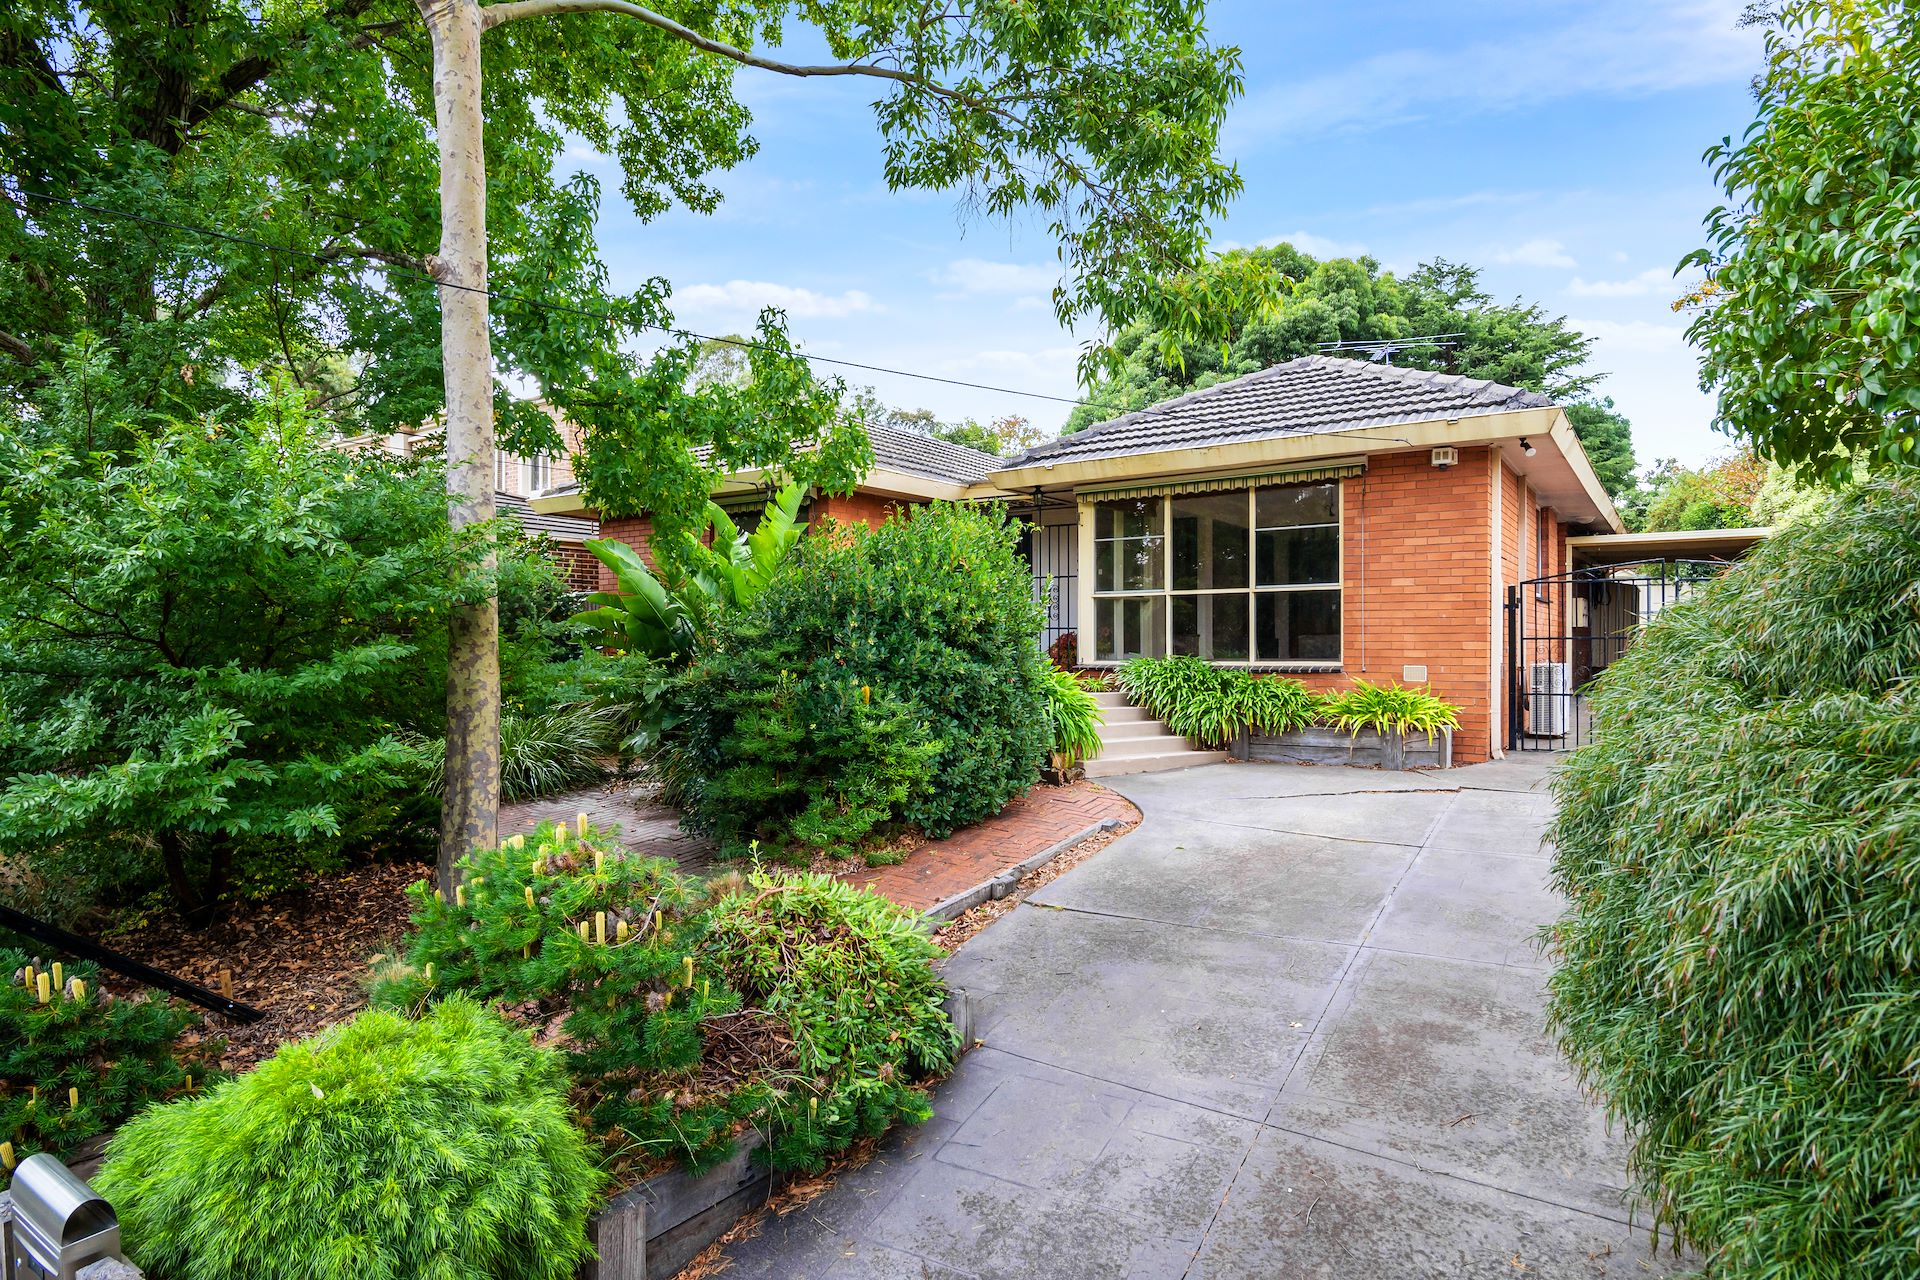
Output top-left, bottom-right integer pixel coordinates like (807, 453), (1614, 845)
(101, 859), (431, 1070)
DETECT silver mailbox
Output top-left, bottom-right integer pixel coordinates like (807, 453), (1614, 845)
(3, 1154), (123, 1280)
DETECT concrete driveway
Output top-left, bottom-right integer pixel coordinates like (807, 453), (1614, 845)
(716, 757), (1680, 1279)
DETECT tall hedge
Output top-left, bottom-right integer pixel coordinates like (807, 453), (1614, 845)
(670, 503), (1049, 856)
(1544, 475), (1920, 1277)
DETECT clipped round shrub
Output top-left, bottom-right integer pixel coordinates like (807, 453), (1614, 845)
(1544, 475), (1920, 1277)
(96, 996), (602, 1280)
(667, 503), (1049, 857)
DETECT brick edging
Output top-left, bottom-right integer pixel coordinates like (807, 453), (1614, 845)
(920, 817), (1129, 923)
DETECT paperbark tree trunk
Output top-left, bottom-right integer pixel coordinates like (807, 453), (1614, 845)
(419, 0), (500, 892)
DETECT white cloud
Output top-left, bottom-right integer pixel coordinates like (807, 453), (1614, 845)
(673, 279), (880, 319)
(1489, 238), (1577, 269)
(1227, 1), (1761, 147)
(1568, 267), (1678, 298)
(929, 258), (1059, 295)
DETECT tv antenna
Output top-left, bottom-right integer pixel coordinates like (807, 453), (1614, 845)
(1316, 333), (1463, 365)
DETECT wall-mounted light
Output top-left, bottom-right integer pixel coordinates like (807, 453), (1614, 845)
(1519, 438), (1537, 456)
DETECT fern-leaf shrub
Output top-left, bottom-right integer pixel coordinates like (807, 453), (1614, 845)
(698, 871), (959, 1172)
(374, 823), (958, 1175)
(1, 950), (213, 1164)
(1040, 663), (1103, 764)
(96, 996), (601, 1280)
(1544, 476), (1920, 1277)
(664, 503), (1049, 859)
(1318, 679), (1461, 741)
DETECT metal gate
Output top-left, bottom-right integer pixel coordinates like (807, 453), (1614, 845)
(1505, 559), (1731, 752)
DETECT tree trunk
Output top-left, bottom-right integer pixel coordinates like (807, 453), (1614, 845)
(419, 0), (501, 891)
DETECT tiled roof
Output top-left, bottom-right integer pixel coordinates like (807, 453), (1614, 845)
(537, 420), (1001, 498)
(865, 422), (1002, 485)
(496, 491), (596, 541)
(1009, 355), (1555, 467)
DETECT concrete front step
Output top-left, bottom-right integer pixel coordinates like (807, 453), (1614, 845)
(1098, 722), (1180, 745)
(1085, 749), (1233, 778)
(1098, 734), (1199, 760)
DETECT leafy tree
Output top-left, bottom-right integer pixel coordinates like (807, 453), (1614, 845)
(1068, 245), (1639, 501)
(1682, 0), (1920, 480)
(4, 0), (1260, 883)
(1631, 451), (1766, 532)
(0, 370), (532, 926)
(869, 401), (1046, 457)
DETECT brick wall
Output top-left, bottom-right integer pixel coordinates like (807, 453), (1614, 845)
(550, 542), (600, 593)
(593, 515), (657, 594)
(1288, 447), (1499, 763)
(813, 491), (904, 531)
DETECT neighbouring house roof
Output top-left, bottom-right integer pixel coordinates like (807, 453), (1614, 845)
(535, 420), (1002, 505)
(1008, 355), (1556, 468)
(496, 491), (595, 542)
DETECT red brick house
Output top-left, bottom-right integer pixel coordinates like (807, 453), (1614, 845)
(536, 356), (1627, 764)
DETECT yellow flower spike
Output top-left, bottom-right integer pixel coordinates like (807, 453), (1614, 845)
(861, 684), (871, 705)
(454, 884), (467, 909)
(424, 962), (434, 983)
(1, 1142), (13, 1172)
(596, 912), (607, 945)
(523, 943), (532, 959)
(36, 972), (50, 1003)
(809, 1096), (818, 1119)
(525, 886), (536, 910)
(616, 920), (630, 944)
(594, 848), (604, 875)
(684, 956), (694, 988)
(702, 978), (710, 1000)
(68, 1086), (79, 1110)
(662, 989), (672, 1008)
(578, 921), (591, 942)
(184, 1074), (192, 1092)
(50, 962), (63, 989)
(577, 813), (588, 839)
(72, 979), (85, 1003)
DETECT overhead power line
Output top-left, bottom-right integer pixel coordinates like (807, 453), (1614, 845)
(9, 188), (1419, 449)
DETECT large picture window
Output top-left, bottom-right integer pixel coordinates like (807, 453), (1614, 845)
(1090, 481), (1342, 666)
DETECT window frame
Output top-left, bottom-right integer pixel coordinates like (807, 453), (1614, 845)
(1086, 480), (1344, 669)
(1535, 505), (1552, 600)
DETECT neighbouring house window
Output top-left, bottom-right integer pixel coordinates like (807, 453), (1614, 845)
(1090, 481), (1342, 666)
(526, 453), (553, 493)
(495, 451), (514, 491)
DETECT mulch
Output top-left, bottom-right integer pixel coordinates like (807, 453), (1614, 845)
(100, 859), (432, 1071)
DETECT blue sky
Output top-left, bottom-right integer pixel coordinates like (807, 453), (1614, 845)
(576, 0), (1768, 468)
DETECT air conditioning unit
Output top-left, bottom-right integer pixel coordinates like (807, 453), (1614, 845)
(1526, 662), (1570, 738)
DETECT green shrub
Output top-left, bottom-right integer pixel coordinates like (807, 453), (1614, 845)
(667, 503), (1048, 857)
(2, 951), (211, 1163)
(1318, 679), (1460, 740)
(374, 825), (958, 1175)
(1116, 656), (1316, 746)
(698, 871), (959, 1172)
(95, 996), (601, 1280)
(1544, 476), (1920, 1277)
(1040, 663), (1104, 764)
(369, 822), (748, 1169)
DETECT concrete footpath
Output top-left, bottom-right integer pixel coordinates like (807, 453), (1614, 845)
(715, 757), (1683, 1279)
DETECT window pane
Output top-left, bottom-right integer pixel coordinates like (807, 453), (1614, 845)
(1172, 593), (1250, 662)
(1095, 595), (1166, 661)
(1256, 590), (1342, 663)
(1171, 493), (1250, 591)
(1256, 481), (1338, 528)
(1094, 498), (1162, 592)
(1256, 525), (1339, 586)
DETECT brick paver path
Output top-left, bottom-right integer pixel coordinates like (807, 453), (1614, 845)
(499, 780), (717, 875)
(839, 781), (1138, 913)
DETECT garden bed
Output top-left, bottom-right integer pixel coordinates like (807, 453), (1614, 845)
(1234, 724), (1453, 769)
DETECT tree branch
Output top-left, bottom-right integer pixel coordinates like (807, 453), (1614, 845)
(480, 0), (920, 89)
(0, 329), (36, 365)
